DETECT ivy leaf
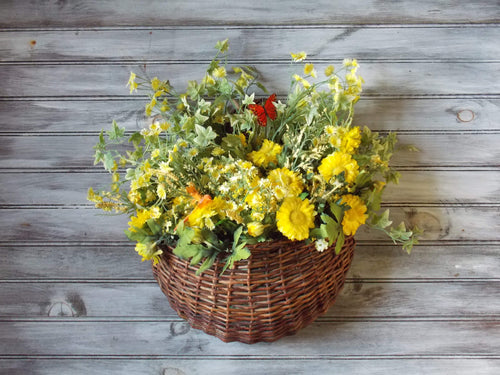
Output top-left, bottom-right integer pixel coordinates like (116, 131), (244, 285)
(370, 209), (392, 229)
(129, 132), (143, 148)
(221, 226), (250, 274)
(194, 124), (217, 147)
(329, 202), (344, 222)
(320, 214), (340, 246)
(103, 152), (115, 172)
(107, 120), (125, 140)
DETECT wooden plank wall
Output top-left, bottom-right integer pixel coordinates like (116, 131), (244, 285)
(0, 1), (499, 374)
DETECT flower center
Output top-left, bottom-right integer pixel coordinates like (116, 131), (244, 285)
(289, 209), (306, 225)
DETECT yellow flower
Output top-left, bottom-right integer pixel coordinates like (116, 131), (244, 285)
(340, 194), (368, 236)
(291, 51), (307, 62)
(318, 152), (359, 184)
(151, 77), (161, 91)
(151, 149), (160, 158)
(293, 74), (311, 89)
(304, 63), (317, 78)
(135, 242), (163, 264)
(342, 127), (361, 153)
(247, 139), (282, 167)
(268, 167), (303, 200)
(187, 196), (227, 229)
(247, 222), (266, 237)
(128, 209), (151, 231)
(324, 65), (335, 77)
(328, 126), (361, 154)
(212, 67), (226, 78)
(276, 197), (315, 241)
(157, 183), (166, 199)
(127, 72), (138, 94)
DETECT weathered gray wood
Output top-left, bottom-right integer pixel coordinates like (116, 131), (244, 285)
(0, 98), (498, 133)
(1, 281), (499, 318)
(1, 133), (498, 169)
(2, 358), (498, 375)
(2, 244), (499, 281)
(3, 170), (498, 206)
(1, 62), (499, 98)
(0, 320), (499, 356)
(2, 27), (500, 62)
(0, 0), (498, 26)
(2, 244), (500, 280)
(0, 206), (497, 242)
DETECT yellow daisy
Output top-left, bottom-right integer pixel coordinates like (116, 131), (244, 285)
(340, 194), (368, 236)
(318, 152), (359, 184)
(247, 139), (282, 167)
(276, 197), (315, 241)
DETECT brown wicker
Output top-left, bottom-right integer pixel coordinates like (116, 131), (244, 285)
(152, 236), (355, 344)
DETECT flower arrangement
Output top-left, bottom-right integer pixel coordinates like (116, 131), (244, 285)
(89, 39), (419, 274)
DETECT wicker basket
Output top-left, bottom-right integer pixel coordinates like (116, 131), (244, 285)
(152, 236), (355, 344)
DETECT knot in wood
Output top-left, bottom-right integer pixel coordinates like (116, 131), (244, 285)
(457, 109), (474, 123)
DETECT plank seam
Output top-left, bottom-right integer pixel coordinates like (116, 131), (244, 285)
(1, 23), (500, 31)
(0, 354), (499, 360)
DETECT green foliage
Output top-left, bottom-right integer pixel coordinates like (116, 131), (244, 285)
(88, 39), (422, 271)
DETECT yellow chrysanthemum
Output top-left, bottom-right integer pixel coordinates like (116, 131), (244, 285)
(340, 194), (368, 236)
(318, 152), (359, 184)
(276, 197), (315, 241)
(342, 127), (361, 153)
(267, 167), (304, 200)
(326, 126), (361, 154)
(247, 139), (282, 167)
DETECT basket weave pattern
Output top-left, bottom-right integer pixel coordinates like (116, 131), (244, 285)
(152, 236), (355, 344)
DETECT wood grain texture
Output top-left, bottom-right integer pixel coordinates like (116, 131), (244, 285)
(0, 0), (498, 27)
(1, 133), (499, 169)
(0, 206), (498, 242)
(1, 62), (499, 97)
(2, 27), (499, 62)
(1, 281), (499, 318)
(0, 0), (499, 373)
(0, 321), (499, 356)
(2, 358), (498, 375)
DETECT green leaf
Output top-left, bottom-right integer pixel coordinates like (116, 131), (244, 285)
(107, 120), (125, 140)
(370, 209), (392, 229)
(335, 232), (345, 254)
(194, 124), (217, 147)
(320, 214), (340, 246)
(329, 203), (344, 222)
(196, 251), (218, 276)
(129, 132), (143, 148)
(221, 226), (250, 274)
(103, 152), (115, 171)
(146, 219), (162, 235)
(215, 39), (229, 53)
